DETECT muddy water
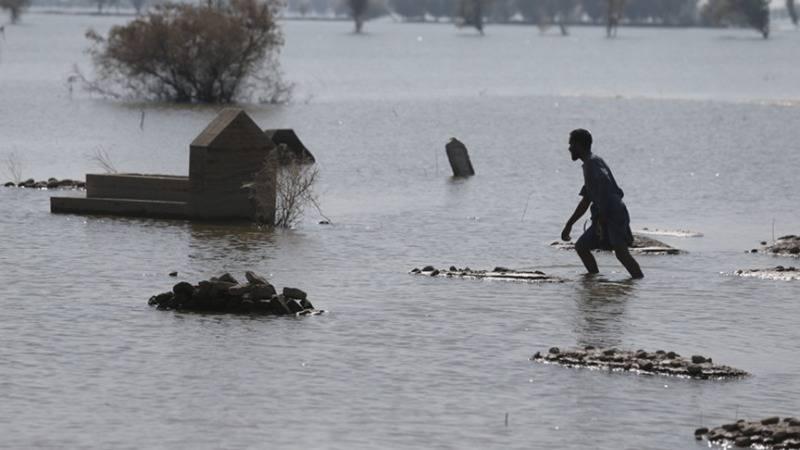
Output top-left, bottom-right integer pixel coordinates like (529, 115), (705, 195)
(1, 14), (799, 449)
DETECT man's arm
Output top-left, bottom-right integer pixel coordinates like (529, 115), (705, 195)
(562, 197), (591, 241)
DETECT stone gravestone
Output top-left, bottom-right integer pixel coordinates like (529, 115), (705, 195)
(445, 138), (475, 177)
(189, 109), (276, 221)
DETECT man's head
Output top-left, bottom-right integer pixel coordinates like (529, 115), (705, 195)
(568, 129), (592, 161)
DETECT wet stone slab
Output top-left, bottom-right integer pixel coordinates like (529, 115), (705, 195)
(550, 234), (683, 255)
(148, 271), (325, 316)
(410, 265), (565, 283)
(696, 416), (800, 449)
(531, 346), (748, 380)
(734, 266), (800, 281)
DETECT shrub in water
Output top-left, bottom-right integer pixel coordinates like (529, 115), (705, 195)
(83, 0), (289, 103)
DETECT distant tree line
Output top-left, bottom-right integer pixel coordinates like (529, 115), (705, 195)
(288, 0), (702, 26)
(286, 0), (792, 38)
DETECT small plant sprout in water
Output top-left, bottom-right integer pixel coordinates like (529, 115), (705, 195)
(3, 151), (24, 184)
(87, 147), (118, 174)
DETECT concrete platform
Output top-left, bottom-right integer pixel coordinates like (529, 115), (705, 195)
(51, 197), (189, 219)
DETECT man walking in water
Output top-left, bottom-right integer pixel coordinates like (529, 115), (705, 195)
(561, 129), (644, 279)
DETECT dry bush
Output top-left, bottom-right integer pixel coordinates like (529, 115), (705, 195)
(82, 0), (290, 103)
(250, 147), (322, 228)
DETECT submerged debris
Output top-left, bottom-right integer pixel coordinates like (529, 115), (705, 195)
(696, 416), (800, 449)
(551, 233), (683, 255)
(757, 235), (800, 257)
(734, 266), (800, 281)
(531, 346), (748, 379)
(148, 271), (324, 316)
(410, 265), (565, 283)
(4, 178), (85, 189)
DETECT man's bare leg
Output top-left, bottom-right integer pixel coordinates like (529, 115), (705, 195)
(575, 242), (599, 274)
(614, 245), (644, 279)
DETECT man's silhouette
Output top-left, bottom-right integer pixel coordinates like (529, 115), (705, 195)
(561, 129), (644, 279)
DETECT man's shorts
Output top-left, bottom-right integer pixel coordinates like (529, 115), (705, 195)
(576, 221), (633, 251)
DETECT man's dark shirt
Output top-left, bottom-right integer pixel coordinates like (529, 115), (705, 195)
(577, 153), (633, 248)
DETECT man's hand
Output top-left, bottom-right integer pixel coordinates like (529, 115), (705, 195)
(561, 224), (572, 242)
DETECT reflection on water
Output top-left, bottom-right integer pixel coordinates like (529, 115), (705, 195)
(573, 276), (636, 349)
(188, 221), (276, 247)
(187, 222), (278, 265)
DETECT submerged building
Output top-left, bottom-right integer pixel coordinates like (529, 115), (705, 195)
(51, 109), (292, 222)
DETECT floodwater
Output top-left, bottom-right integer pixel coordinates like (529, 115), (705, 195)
(2, 13), (800, 449)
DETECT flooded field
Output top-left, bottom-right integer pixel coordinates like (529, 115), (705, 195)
(2, 14), (800, 449)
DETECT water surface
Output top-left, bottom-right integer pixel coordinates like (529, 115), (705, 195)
(1, 14), (800, 449)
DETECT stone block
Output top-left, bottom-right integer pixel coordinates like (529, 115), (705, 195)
(86, 173), (190, 202)
(445, 138), (475, 177)
(264, 129), (316, 164)
(189, 108), (276, 220)
(283, 287), (307, 300)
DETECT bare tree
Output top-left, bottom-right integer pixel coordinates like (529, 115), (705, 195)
(3, 152), (24, 183)
(607, 0), (625, 37)
(250, 147), (321, 228)
(788, 0), (798, 25)
(516, 0), (576, 35)
(130, 0), (146, 15)
(0, 0), (30, 23)
(350, 0), (368, 32)
(456, 0), (485, 34)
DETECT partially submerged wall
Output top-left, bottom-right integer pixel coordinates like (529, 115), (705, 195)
(86, 174), (189, 202)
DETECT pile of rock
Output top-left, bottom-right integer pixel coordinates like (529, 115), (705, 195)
(148, 271), (323, 316)
(4, 178), (85, 189)
(531, 346), (748, 379)
(550, 234), (682, 255)
(410, 265), (564, 282)
(752, 236), (800, 256)
(734, 266), (800, 281)
(696, 416), (800, 449)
